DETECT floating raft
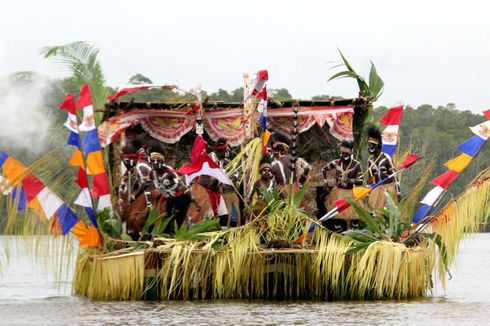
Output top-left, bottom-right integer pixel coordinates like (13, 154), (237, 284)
(73, 234), (435, 301)
(73, 166), (490, 302)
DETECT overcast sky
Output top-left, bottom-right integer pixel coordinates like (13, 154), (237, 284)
(1, 0), (489, 113)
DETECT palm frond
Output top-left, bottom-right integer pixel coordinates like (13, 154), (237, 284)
(368, 61), (384, 99)
(226, 137), (263, 198)
(431, 167), (490, 265)
(329, 49), (383, 102)
(40, 41), (109, 117)
(399, 158), (436, 221)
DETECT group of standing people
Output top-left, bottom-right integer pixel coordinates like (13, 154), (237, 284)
(249, 127), (400, 233)
(117, 125), (400, 237)
(117, 138), (242, 237)
(318, 126), (400, 232)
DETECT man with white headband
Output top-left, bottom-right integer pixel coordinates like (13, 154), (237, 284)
(366, 126), (401, 208)
(321, 140), (364, 232)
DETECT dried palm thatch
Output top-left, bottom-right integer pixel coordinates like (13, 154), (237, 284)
(346, 239), (434, 299)
(226, 137), (263, 198)
(74, 234), (436, 300)
(73, 194), (439, 301)
(430, 167), (490, 266)
(73, 249), (145, 300)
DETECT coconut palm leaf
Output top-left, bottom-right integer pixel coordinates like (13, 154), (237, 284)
(328, 70), (361, 81)
(399, 158), (436, 221)
(226, 137), (263, 198)
(368, 61), (384, 99)
(97, 208), (122, 238)
(344, 240), (372, 255)
(174, 218), (221, 241)
(346, 197), (384, 237)
(292, 182), (308, 208)
(329, 49), (384, 102)
(40, 41), (109, 119)
(139, 207), (172, 239)
(384, 194), (400, 238)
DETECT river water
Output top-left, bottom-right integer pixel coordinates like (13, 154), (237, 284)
(1, 234), (490, 325)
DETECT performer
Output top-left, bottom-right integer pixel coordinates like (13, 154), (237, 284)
(366, 126), (401, 208)
(321, 140), (364, 232)
(209, 138), (241, 227)
(248, 157), (280, 203)
(193, 139), (230, 227)
(270, 132), (293, 186)
(118, 144), (140, 214)
(149, 151), (174, 193)
(270, 132), (310, 185)
(147, 150), (201, 230)
(270, 131), (310, 204)
(134, 146), (154, 206)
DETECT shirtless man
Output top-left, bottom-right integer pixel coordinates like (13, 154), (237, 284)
(321, 140), (364, 232)
(366, 126), (401, 208)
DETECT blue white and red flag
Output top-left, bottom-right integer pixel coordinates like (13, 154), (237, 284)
(380, 105), (403, 157)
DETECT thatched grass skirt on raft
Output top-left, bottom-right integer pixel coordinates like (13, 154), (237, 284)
(367, 183), (398, 209)
(73, 232), (436, 301)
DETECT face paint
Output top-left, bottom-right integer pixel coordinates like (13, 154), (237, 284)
(340, 146), (353, 162)
(260, 168), (272, 179)
(367, 143), (378, 154)
(123, 158), (135, 168)
(341, 153), (351, 162)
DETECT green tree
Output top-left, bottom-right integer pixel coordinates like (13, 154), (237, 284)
(311, 94), (330, 100)
(128, 73), (153, 85)
(230, 87), (244, 102)
(208, 88), (232, 101)
(270, 88), (293, 101)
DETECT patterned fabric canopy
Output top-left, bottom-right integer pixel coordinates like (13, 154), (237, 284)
(98, 105), (355, 147)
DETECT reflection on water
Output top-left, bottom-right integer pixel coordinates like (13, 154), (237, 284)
(1, 235), (490, 325)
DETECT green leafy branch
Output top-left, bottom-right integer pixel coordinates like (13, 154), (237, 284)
(329, 49), (384, 102)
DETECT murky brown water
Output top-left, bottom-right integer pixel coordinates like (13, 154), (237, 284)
(1, 234), (490, 325)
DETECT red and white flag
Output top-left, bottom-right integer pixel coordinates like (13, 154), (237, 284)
(398, 154), (421, 170)
(246, 70), (268, 100)
(59, 94), (79, 133)
(176, 153), (232, 186)
(190, 135), (208, 163)
(77, 84), (96, 132)
(380, 105), (403, 157)
(483, 109), (490, 120)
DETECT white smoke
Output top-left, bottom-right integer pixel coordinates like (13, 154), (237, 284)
(0, 73), (55, 156)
